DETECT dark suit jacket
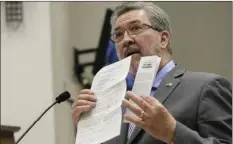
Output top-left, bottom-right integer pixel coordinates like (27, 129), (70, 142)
(103, 65), (232, 144)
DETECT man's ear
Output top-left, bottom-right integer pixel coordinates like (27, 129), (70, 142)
(160, 30), (170, 49)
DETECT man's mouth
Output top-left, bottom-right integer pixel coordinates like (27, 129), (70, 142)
(126, 51), (140, 57)
(125, 48), (141, 57)
(124, 45), (141, 58)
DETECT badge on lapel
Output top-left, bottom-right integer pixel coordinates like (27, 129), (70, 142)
(165, 82), (173, 87)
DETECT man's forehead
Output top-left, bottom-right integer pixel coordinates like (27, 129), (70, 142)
(114, 10), (149, 30)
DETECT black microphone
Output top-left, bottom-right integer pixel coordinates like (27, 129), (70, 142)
(15, 91), (71, 144)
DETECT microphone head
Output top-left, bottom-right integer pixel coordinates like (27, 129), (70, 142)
(56, 91), (71, 103)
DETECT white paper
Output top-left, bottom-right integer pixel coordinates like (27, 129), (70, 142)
(124, 56), (161, 122)
(75, 56), (132, 144)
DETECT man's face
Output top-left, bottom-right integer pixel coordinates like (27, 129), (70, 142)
(114, 10), (169, 77)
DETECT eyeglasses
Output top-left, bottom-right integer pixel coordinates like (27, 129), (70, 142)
(111, 23), (161, 43)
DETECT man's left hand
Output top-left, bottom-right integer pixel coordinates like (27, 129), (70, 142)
(123, 91), (176, 144)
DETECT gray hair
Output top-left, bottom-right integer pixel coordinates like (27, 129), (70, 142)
(111, 2), (172, 55)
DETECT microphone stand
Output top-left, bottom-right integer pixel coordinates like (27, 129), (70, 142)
(15, 101), (58, 144)
(15, 91), (70, 144)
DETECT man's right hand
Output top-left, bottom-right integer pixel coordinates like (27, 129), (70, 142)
(72, 89), (97, 126)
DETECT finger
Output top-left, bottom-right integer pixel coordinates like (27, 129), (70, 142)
(75, 89), (94, 101)
(122, 99), (141, 116)
(141, 96), (167, 117)
(72, 105), (91, 124)
(122, 99), (149, 119)
(72, 101), (76, 109)
(126, 91), (152, 114)
(73, 115), (79, 126)
(76, 100), (96, 108)
(141, 96), (159, 106)
(78, 94), (97, 102)
(72, 105), (91, 120)
(124, 114), (145, 128)
(73, 112), (81, 126)
(79, 89), (94, 95)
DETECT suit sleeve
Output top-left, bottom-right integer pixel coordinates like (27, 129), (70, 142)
(174, 76), (232, 144)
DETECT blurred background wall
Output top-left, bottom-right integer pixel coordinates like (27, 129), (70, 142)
(1, 2), (232, 144)
(1, 2), (56, 144)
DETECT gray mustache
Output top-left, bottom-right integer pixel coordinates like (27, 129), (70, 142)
(125, 45), (141, 57)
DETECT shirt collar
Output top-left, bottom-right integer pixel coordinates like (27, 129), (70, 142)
(152, 60), (175, 88)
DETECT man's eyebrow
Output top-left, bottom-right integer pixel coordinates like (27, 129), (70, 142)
(114, 20), (141, 31)
(128, 20), (141, 24)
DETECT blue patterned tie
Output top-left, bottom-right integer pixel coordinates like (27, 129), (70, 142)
(127, 87), (157, 139)
(127, 122), (136, 139)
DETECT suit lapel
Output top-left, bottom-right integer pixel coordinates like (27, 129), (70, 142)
(126, 65), (185, 144)
(154, 64), (185, 105)
(153, 73), (180, 105)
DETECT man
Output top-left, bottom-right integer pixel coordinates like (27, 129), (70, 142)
(72, 2), (232, 144)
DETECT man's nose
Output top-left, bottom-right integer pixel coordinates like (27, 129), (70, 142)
(122, 31), (135, 47)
